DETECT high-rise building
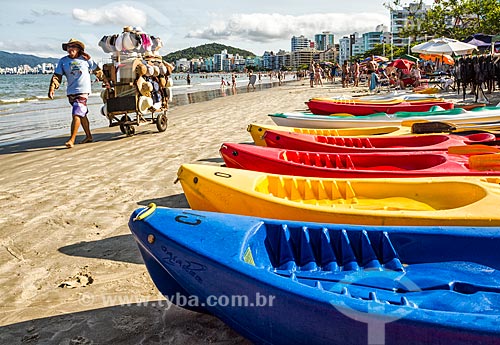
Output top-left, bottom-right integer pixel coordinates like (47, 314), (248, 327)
(314, 32), (334, 51)
(390, 2), (431, 47)
(338, 37), (351, 63)
(291, 35), (311, 52)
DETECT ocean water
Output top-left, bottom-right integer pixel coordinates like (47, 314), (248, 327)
(0, 72), (285, 147)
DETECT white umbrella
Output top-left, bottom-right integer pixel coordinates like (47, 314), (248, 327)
(411, 37), (478, 56)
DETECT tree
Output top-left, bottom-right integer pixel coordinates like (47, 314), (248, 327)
(385, 0), (500, 42)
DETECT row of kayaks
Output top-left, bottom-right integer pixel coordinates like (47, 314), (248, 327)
(128, 93), (500, 344)
(270, 105), (500, 129)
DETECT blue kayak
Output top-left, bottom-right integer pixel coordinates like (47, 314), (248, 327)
(129, 205), (500, 345)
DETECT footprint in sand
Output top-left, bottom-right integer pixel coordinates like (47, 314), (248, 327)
(58, 272), (94, 289)
(69, 336), (93, 345)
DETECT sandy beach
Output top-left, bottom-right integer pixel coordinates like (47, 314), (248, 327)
(0, 79), (495, 344)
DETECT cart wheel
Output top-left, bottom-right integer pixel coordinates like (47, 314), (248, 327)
(119, 115), (132, 134)
(124, 125), (135, 136)
(156, 112), (168, 132)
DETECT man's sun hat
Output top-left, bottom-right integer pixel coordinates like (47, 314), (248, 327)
(137, 96), (153, 114)
(62, 38), (85, 51)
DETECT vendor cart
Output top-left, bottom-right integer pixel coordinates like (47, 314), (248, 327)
(99, 27), (172, 136)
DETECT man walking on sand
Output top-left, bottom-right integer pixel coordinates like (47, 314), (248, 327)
(48, 38), (109, 148)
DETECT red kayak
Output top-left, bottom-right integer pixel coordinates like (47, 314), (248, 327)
(220, 143), (500, 177)
(262, 130), (496, 153)
(306, 99), (455, 115)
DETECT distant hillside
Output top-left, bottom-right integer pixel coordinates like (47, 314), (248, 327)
(163, 43), (256, 62)
(0, 51), (59, 68)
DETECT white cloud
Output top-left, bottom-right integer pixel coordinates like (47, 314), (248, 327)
(72, 5), (148, 27)
(187, 12), (388, 43)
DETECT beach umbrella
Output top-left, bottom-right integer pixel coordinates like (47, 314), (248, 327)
(419, 53), (454, 65)
(411, 37), (477, 56)
(399, 54), (419, 63)
(463, 33), (500, 49)
(387, 58), (415, 70)
(361, 55), (389, 63)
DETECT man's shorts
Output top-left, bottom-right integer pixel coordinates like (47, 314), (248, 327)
(67, 94), (89, 117)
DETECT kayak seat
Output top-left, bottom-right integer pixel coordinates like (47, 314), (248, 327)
(322, 136), (375, 148)
(265, 223), (404, 273)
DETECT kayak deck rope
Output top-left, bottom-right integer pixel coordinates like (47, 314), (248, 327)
(134, 203), (157, 221)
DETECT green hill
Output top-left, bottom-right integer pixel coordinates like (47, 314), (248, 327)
(0, 51), (59, 68)
(163, 43), (256, 62)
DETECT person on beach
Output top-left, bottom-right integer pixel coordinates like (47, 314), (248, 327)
(247, 71), (257, 91)
(186, 73), (191, 85)
(366, 55), (378, 90)
(331, 62), (339, 84)
(410, 64), (422, 87)
(231, 73), (236, 88)
(352, 59), (360, 87)
(48, 38), (109, 148)
(341, 60), (350, 88)
(309, 60), (315, 88)
(314, 63), (323, 86)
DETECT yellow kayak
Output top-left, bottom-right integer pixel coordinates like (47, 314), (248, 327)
(177, 164), (500, 226)
(247, 123), (404, 146)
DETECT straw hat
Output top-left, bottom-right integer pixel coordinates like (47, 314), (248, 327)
(135, 63), (147, 77)
(146, 64), (155, 77)
(62, 38), (85, 51)
(164, 62), (174, 75)
(137, 96), (153, 114)
(159, 64), (167, 75)
(152, 65), (160, 77)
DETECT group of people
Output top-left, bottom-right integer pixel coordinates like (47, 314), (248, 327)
(309, 61), (325, 87)
(336, 56), (425, 92)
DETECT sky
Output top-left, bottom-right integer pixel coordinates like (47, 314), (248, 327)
(0, 0), (435, 61)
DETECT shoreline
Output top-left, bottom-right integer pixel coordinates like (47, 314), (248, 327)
(0, 77), (293, 148)
(1, 80), (498, 344)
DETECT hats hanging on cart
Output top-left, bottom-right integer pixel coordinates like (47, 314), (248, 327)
(136, 76), (153, 97)
(150, 36), (163, 51)
(145, 64), (155, 77)
(106, 35), (118, 52)
(98, 36), (112, 53)
(114, 33), (124, 51)
(122, 31), (142, 51)
(164, 62), (174, 76)
(135, 63), (147, 77)
(152, 65), (160, 77)
(137, 96), (153, 114)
